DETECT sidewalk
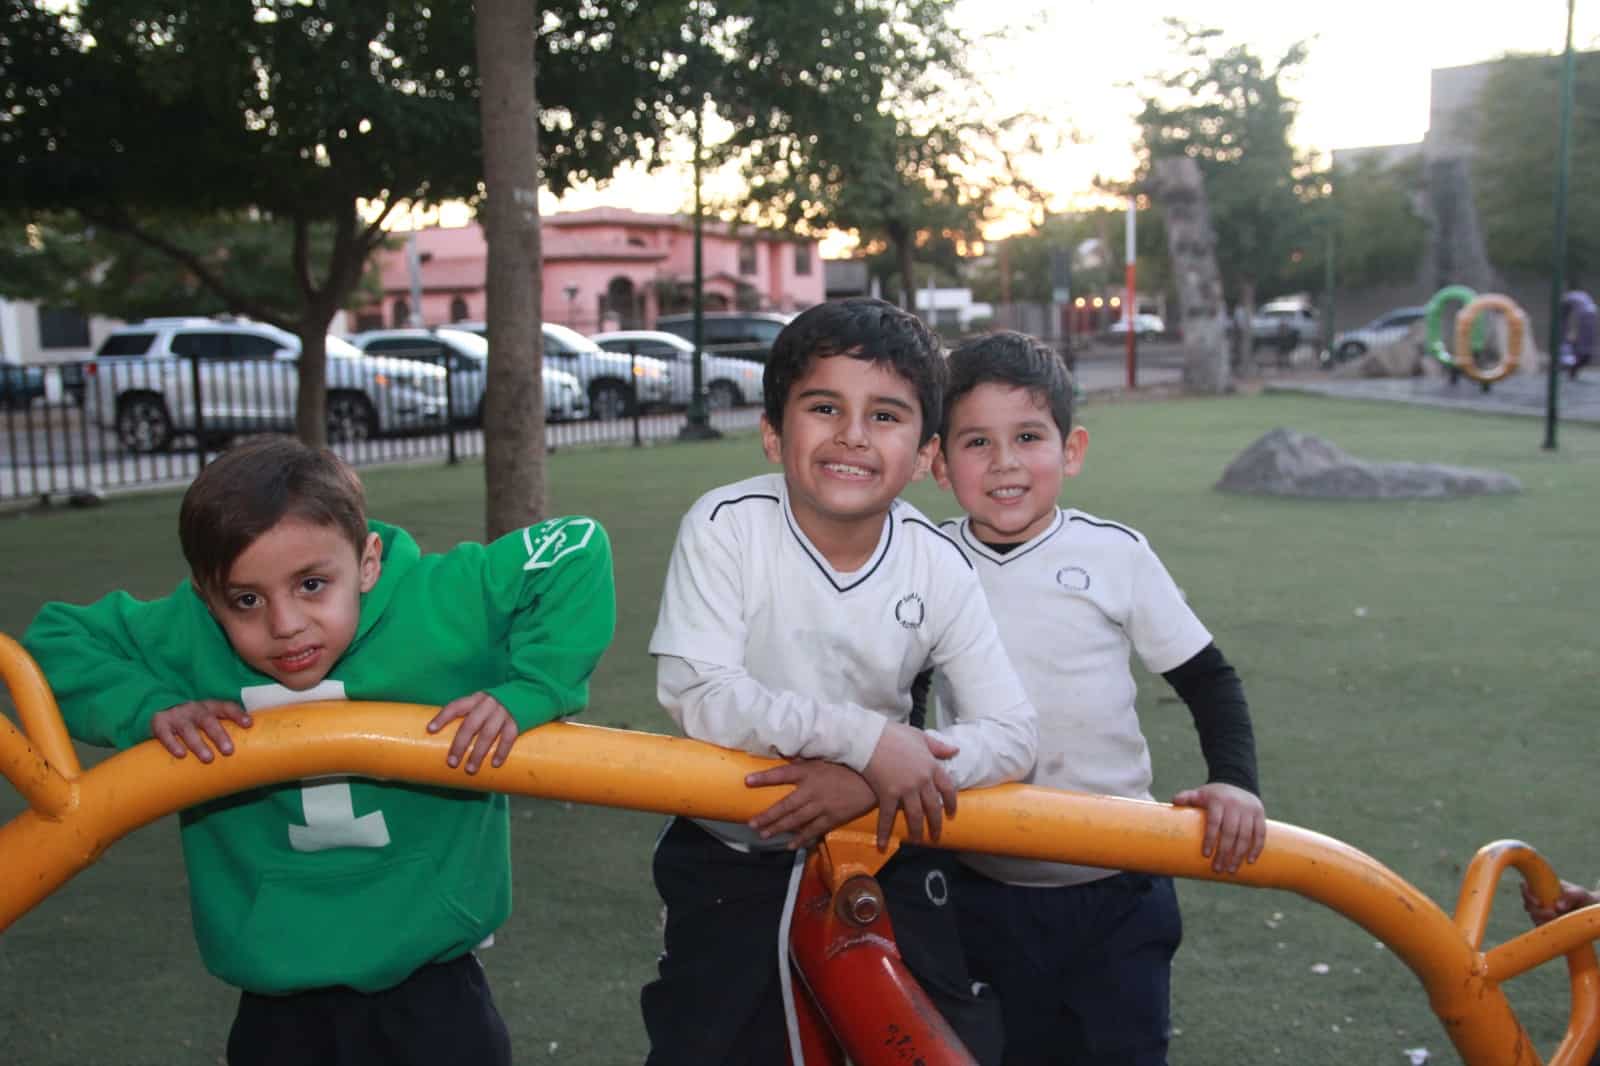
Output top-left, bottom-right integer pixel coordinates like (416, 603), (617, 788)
(1265, 368), (1600, 425)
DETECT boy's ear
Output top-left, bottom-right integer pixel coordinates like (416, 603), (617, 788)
(1063, 425), (1089, 477)
(929, 440), (952, 490)
(358, 531), (383, 593)
(759, 414), (783, 464)
(910, 433), (940, 483)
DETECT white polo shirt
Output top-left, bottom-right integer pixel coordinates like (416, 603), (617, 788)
(935, 507), (1212, 887)
(650, 473), (1038, 846)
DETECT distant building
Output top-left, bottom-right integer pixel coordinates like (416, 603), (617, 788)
(914, 288), (993, 333)
(356, 208), (825, 334)
(823, 258), (872, 300)
(0, 300), (108, 368)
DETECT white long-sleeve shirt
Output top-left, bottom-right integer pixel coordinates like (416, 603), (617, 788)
(650, 474), (1037, 846)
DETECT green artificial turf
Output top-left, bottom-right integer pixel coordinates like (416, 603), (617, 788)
(1, 392), (1596, 1064)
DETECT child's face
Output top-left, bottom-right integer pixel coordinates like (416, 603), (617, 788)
(934, 382), (1087, 544)
(761, 353), (938, 538)
(202, 516), (382, 690)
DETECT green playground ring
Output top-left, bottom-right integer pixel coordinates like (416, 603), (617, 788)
(1425, 286), (1488, 369)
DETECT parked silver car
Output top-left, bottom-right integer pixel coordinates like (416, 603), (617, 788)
(1329, 307), (1426, 363)
(347, 327), (589, 423)
(590, 329), (764, 409)
(454, 320), (672, 420)
(90, 318), (448, 452)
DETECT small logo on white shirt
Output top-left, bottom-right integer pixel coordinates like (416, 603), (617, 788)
(1056, 566), (1091, 591)
(894, 593), (925, 629)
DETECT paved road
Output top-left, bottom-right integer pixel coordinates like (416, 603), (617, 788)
(1267, 367), (1600, 425)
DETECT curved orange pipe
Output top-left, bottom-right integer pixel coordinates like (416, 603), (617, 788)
(2, 638), (1597, 1065)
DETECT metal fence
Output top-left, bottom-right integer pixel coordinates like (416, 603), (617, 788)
(0, 358), (761, 505)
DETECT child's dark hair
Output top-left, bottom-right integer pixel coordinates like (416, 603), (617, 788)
(942, 331), (1075, 445)
(763, 297), (946, 445)
(179, 436), (368, 595)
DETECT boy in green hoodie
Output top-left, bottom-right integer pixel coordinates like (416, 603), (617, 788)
(24, 435), (616, 1066)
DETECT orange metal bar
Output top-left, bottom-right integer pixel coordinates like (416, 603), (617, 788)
(2, 638), (1597, 1065)
(0, 632), (78, 781)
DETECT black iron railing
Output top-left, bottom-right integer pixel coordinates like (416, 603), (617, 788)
(0, 357), (760, 505)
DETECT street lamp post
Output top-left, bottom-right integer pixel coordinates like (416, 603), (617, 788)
(678, 24), (720, 442)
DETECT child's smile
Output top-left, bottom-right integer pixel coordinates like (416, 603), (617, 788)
(762, 354), (938, 565)
(937, 382), (1087, 545)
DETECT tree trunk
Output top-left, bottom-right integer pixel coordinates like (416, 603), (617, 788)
(476, 0), (546, 539)
(1150, 156), (1230, 394)
(897, 238), (917, 313)
(1421, 157), (1505, 294)
(1236, 278), (1259, 378)
(294, 312), (331, 447)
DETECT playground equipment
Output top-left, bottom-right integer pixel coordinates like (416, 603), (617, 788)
(1424, 285), (1529, 387)
(3, 633), (1599, 1065)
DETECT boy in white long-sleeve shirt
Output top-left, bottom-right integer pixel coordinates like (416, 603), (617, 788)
(642, 298), (1038, 1065)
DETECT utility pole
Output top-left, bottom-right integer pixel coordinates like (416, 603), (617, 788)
(1543, 0), (1577, 452)
(1125, 196), (1137, 389)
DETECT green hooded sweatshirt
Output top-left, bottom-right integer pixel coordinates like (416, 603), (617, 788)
(24, 516), (616, 995)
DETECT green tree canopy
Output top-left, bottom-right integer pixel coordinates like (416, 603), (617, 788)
(1327, 156), (1426, 290)
(968, 207), (1164, 307)
(2, 1), (496, 442)
(0, 0), (700, 443)
(1471, 50), (1599, 285)
(1134, 20), (1318, 308)
(0, 212), (384, 324)
(684, 0), (1032, 308)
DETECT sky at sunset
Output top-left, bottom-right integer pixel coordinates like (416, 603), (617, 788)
(427, 2), (1600, 250)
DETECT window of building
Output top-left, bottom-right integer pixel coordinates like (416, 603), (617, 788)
(449, 296), (469, 322)
(794, 244), (813, 277)
(391, 298), (410, 327)
(38, 306), (90, 349)
(738, 239), (757, 276)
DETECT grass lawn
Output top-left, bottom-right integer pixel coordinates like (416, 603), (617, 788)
(2, 391), (1597, 1065)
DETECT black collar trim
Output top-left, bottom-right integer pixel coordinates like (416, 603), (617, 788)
(902, 516), (972, 570)
(959, 509), (1065, 566)
(783, 502), (893, 593)
(709, 492), (780, 522)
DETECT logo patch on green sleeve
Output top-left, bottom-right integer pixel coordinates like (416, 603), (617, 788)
(522, 517), (598, 571)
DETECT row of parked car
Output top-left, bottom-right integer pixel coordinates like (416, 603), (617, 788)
(79, 312), (793, 453)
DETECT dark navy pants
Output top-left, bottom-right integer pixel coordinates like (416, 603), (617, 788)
(955, 868), (1183, 1066)
(226, 952), (511, 1066)
(641, 816), (1002, 1065)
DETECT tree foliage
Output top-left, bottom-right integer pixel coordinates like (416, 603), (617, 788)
(0, 212), (385, 323)
(967, 207), (1166, 307)
(1, 1), (492, 443)
(670, 0), (1027, 308)
(0, 0), (705, 444)
(1325, 156), (1426, 290)
(1471, 50), (1599, 285)
(1134, 21), (1318, 307)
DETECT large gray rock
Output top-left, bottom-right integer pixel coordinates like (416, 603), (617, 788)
(1216, 428), (1522, 498)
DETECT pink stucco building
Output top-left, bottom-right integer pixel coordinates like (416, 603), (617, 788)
(357, 207), (825, 334)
